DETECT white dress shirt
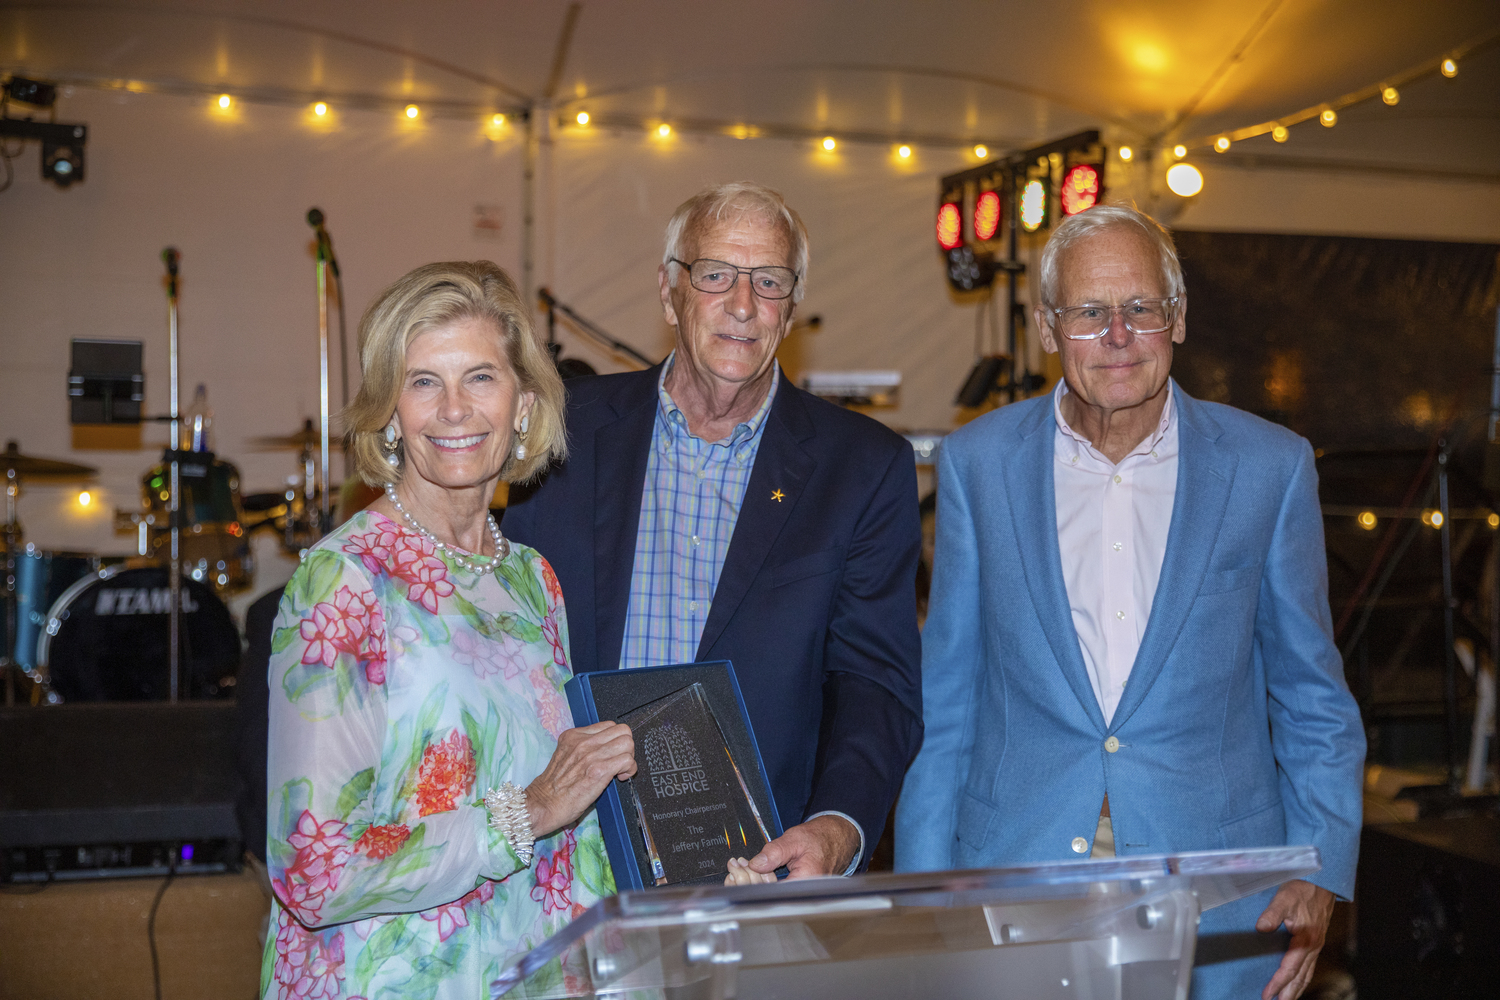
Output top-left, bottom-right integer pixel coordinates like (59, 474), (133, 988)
(1053, 381), (1179, 725)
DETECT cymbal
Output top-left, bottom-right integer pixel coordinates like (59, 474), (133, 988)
(249, 419), (322, 451)
(2, 440), (97, 478)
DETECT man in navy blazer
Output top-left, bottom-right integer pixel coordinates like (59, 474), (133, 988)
(895, 205), (1364, 1000)
(504, 182), (922, 878)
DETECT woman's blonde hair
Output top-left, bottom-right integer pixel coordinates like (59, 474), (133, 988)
(345, 261), (566, 487)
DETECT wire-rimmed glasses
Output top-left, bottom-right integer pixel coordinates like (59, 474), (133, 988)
(670, 257), (799, 301)
(1048, 297), (1181, 340)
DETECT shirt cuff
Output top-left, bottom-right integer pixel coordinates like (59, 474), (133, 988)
(804, 810), (865, 876)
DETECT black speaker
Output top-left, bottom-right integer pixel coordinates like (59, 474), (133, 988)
(1355, 816), (1500, 999)
(0, 703), (240, 881)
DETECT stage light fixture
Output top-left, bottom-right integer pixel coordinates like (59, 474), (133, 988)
(936, 202), (963, 250)
(313, 102), (328, 116)
(1441, 58), (1458, 78)
(217, 94), (231, 109)
(898, 144), (912, 159)
(1020, 178), (1048, 232)
(1172, 144), (1186, 159)
(1118, 146), (1133, 161)
(1320, 108), (1337, 127)
(405, 104), (420, 119)
(1381, 86), (1399, 106)
(576, 111), (589, 125)
(1214, 137), (1230, 153)
(822, 137), (836, 151)
(973, 144), (988, 159)
(42, 139), (84, 186)
(1272, 125), (1289, 143)
(1166, 162), (1203, 197)
(4, 76), (57, 107)
(1060, 164), (1100, 216)
(973, 190), (1001, 241)
(944, 246), (996, 293)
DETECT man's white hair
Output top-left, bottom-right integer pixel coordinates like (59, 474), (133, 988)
(662, 182), (810, 304)
(1037, 204), (1184, 307)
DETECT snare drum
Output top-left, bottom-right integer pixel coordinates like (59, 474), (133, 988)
(37, 566), (241, 702)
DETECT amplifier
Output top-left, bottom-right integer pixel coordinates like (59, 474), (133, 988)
(1355, 816), (1500, 999)
(0, 702), (241, 881)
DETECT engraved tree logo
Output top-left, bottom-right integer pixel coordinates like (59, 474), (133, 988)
(644, 723), (702, 776)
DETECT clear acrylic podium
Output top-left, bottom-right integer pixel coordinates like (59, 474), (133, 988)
(494, 846), (1318, 1000)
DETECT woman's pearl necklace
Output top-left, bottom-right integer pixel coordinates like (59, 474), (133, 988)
(384, 485), (509, 573)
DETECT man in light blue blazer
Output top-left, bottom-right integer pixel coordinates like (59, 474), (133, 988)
(895, 205), (1365, 1000)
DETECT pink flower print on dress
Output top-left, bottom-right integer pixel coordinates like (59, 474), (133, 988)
(279, 809), (352, 920)
(389, 534), (455, 613)
(342, 521), (401, 577)
(541, 613), (567, 669)
(529, 668), (568, 738)
(272, 908), (345, 999)
(531, 830), (576, 915)
(419, 898), (471, 942)
(412, 731), (476, 817)
(452, 627), (527, 680)
(298, 603), (349, 669)
(271, 873), (327, 925)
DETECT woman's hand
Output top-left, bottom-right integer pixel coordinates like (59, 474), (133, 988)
(526, 722), (635, 838)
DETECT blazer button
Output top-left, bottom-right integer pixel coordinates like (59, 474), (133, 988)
(1104, 736), (1120, 753)
(1071, 837), (1089, 854)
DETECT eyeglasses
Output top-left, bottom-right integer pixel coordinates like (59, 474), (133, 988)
(1047, 297), (1180, 340)
(671, 257), (799, 301)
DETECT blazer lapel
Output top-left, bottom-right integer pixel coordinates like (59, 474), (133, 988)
(592, 368), (661, 671)
(697, 372), (816, 658)
(1108, 384), (1237, 731)
(1005, 402), (1108, 734)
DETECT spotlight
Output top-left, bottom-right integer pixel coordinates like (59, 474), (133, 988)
(936, 202), (963, 250)
(973, 190), (1001, 241)
(1060, 163), (1101, 215)
(4, 76), (58, 107)
(42, 139), (85, 186)
(822, 137), (836, 151)
(1166, 162), (1203, 197)
(405, 104), (420, 119)
(1020, 178), (1048, 231)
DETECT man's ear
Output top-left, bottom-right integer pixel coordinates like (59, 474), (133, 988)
(1172, 295), (1187, 345)
(658, 264), (680, 328)
(1035, 306), (1060, 354)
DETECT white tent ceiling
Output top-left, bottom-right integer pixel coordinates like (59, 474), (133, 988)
(5, 0), (1499, 179)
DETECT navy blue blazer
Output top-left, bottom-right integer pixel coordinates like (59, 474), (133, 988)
(502, 365), (924, 859)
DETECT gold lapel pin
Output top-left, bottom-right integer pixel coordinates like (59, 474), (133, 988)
(771, 489), (785, 502)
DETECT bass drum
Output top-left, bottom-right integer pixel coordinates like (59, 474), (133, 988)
(37, 566), (241, 702)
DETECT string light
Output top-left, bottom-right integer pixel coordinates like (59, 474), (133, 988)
(1357, 511), (1376, 530)
(492, 114), (505, 127)
(1272, 125), (1289, 143)
(217, 94), (231, 109)
(1166, 162), (1203, 197)
(77, 490), (92, 507)
(576, 111), (589, 125)
(973, 144), (988, 159)
(1441, 58), (1458, 77)
(1214, 137), (1231, 153)
(1319, 108), (1337, 127)
(1172, 144), (1187, 159)
(897, 144), (912, 158)
(657, 123), (672, 137)
(822, 136), (836, 151)
(1118, 146), (1133, 161)
(1381, 86), (1399, 106)
(313, 102), (328, 116)
(405, 104), (420, 119)
(1489, 512), (1499, 529)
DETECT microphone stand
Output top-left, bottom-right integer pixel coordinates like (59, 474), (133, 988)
(161, 248), (182, 704)
(306, 209), (340, 534)
(537, 287), (655, 368)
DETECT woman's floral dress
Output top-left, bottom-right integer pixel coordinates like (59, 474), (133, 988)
(260, 511), (613, 1000)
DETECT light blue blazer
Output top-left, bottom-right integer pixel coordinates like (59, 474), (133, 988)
(895, 382), (1365, 994)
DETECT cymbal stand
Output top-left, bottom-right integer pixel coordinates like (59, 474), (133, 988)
(307, 209), (340, 535)
(2, 465), (17, 707)
(162, 248), (183, 704)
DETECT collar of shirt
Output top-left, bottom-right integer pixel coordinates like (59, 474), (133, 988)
(656, 351), (780, 464)
(1052, 378), (1176, 473)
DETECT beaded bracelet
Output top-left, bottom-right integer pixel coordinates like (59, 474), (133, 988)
(484, 782), (535, 867)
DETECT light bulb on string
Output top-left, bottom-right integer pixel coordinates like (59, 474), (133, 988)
(1320, 109), (1337, 127)
(492, 114), (505, 127)
(973, 144), (988, 159)
(822, 137), (836, 151)
(1214, 137), (1230, 153)
(657, 123), (672, 137)
(1166, 162), (1203, 198)
(1172, 144), (1187, 159)
(217, 94), (231, 110)
(1118, 146), (1133, 161)
(576, 111), (589, 125)
(1381, 86), (1399, 106)
(1441, 58), (1458, 78)
(1272, 125), (1288, 143)
(897, 144), (912, 159)
(313, 102), (328, 116)
(405, 104), (420, 119)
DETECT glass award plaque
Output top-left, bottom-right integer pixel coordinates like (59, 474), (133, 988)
(620, 683), (773, 885)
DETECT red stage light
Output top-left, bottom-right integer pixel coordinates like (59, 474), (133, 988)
(936, 202), (963, 249)
(973, 190), (1001, 242)
(1061, 164), (1100, 216)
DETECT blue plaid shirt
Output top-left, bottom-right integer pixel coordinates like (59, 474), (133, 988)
(618, 354), (779, 671)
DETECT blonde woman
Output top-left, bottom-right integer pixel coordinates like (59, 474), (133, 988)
(262, 261), (633, 1000)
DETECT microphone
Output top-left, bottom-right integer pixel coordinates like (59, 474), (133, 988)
(305, 207), (339, 277)
(161, 246), (180, 275)
(537, 287), (557, 307)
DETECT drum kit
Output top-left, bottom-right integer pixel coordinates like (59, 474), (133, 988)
(1, 431), (336, 707)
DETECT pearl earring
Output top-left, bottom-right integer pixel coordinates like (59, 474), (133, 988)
(383, 424), (401, 468)
(513, 415), (530, 461)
